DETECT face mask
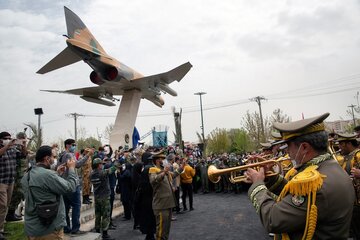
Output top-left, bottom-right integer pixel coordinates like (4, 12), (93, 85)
(69, 145), (76, 153)
(50, 159), (57, 170)
(2, 139), (11, 146)
(293, 143), (307, 168)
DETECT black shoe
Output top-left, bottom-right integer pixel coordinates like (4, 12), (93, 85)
(102, 232), (115, 240)
(145, 234), (155, 240)
(108, 225), (116, 230)
(183, 207), (188, 211)
(190, 207), (194, 211)
(109, 222), (117, 228)
(71, 230), (87, 235)
(83, 199), (92, 205)
(6, 213), (22, 222)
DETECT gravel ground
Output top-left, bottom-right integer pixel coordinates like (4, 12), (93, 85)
(111, 191), (269, 240)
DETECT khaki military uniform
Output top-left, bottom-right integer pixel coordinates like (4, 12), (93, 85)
(149, 165), (181, 240)
(249, 154), (354, 239)
(338, 148), (360, 239)
(248, 113), (354, 239)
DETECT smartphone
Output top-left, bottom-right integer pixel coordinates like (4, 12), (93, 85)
(14, 139), (24, 146)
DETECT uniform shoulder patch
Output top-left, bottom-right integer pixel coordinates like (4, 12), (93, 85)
(291, 195), (305, 206)
(149, 167), (161, 174)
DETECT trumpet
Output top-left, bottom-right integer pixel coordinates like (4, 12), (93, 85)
(208, 158), (289, 184)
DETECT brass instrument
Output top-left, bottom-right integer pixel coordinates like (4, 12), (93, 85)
(328, 139), (338, 161)
(208, 158), (288, 184)
(352, 152), (360, 205)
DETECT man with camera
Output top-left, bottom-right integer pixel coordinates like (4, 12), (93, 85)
(56, 139), (93, 235)
(6, 132), (28, 222)
(21, 145), (78, 239)
(0, 131), (23, 240)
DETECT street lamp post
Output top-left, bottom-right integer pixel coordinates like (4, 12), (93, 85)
(194, 92), (206, 143)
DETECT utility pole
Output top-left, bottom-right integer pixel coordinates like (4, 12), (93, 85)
(66, 113), (84, 142)
(250, 96), (267, 141)
(348, 104), (356, 126)
(194, 92), (207, 143)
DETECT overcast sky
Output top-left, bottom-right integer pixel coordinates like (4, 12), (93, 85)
(1, 0), (360, 145)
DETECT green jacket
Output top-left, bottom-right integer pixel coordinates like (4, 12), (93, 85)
(21, 165), (78, 237)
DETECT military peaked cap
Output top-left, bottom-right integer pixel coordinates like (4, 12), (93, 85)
(273, 113), (330, 141)
(150, 151), (166, 160)
(260, 142), (272, 150)
(336, 133), (357, 142)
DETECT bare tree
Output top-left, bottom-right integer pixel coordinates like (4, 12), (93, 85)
(242, 111), (271, 148)
(103, 123), (114, 141)
(24, 122), (42, 152)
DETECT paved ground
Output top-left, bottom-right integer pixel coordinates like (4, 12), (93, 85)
(110, 191), (269, 240)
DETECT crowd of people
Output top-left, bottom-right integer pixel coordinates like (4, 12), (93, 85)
(0, 112), (360, 240)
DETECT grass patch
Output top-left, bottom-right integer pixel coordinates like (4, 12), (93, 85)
(4, 221), (26, 240)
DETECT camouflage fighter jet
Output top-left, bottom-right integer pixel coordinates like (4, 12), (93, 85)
(37, 6), (192, 107)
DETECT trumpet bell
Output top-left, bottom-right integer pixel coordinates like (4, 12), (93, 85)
(208, 165), (221, 183)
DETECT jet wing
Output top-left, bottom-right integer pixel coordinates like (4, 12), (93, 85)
(131, 62), (192, 87)
(40, 84), (125, 107)
(41, 84), (124, 97)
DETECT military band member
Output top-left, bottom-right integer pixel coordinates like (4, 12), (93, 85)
(149, 152), (183, 240)
(336, 133), (360, 239)
(245, 113), (354, 239)
(354, 125), (360, 138)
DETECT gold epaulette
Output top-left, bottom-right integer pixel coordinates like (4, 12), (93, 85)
(149, 167), (161, 174)
(278, 165), (326, 240)
(280, 165), (325, 197)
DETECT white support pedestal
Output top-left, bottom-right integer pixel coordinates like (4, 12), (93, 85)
(110, 89), (142, 151)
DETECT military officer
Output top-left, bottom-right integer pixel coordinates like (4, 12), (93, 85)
(336, 133), (360, 239)
(245, 113), (354, 239)
(91, 158), (116, 240)
(149, 152), (183, 240)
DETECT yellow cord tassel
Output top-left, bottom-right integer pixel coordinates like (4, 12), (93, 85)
(276, 165), (326, 240)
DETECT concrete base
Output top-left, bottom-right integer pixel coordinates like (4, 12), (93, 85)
(110, 89), (142, 150)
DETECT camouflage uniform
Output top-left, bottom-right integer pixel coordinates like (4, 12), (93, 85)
(8, 147), (28, 213)
(81, 155), (92, 197)
(94, 198), (111, 231)
(91, 158), (116, 233)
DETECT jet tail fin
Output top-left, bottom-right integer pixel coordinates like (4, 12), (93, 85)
(37, 47), (82, 74)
